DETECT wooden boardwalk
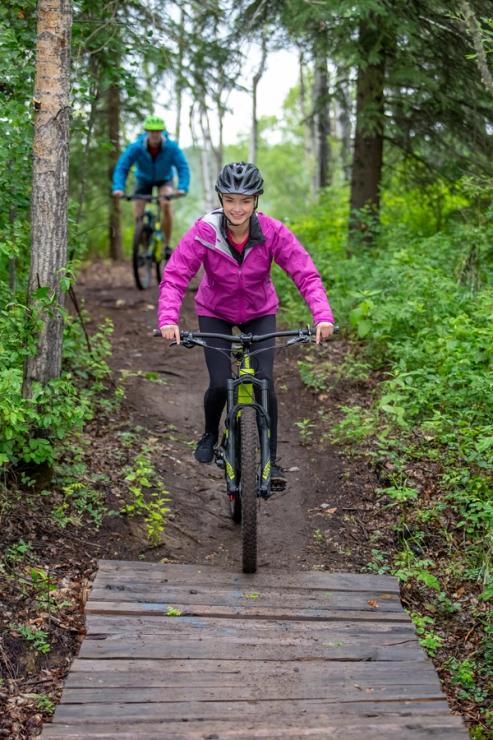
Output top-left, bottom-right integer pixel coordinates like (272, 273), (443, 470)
(42, 560), (468, 739)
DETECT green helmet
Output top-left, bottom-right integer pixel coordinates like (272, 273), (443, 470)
(143, 115), (166, 131)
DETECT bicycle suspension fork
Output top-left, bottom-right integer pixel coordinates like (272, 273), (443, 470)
(223, 373), (272, 499)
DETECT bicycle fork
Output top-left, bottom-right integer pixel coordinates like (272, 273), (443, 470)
(216, 373), (272, 500)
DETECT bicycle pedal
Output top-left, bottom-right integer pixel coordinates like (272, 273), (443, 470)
(270, 479), (287, 492)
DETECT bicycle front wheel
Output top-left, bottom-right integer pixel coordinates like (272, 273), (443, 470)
(240, 406), (258, 574)
(132, 223), (153, 290)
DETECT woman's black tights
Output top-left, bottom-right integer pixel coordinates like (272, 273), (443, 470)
(198, 314), (278, 459)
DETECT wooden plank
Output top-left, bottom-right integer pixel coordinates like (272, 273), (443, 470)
(51, 699), (459, 723)
(84, 619), (417, 646)
(66, 651), (435, 674)
(58, 683), (445, 704)
(85, 600), (410, 622)
(83, 632), (419, 650)
(85, 614), (417, 638)
(65, 658), (440, 682)
(42, 714), (469, 739)
(89, 583), (403, 611)
(64, 669), (441, 692)
(95, 560), (400, 592)
(77, 637), (424, 662)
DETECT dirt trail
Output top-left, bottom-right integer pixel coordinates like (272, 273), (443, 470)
(78, 262), (377, 574)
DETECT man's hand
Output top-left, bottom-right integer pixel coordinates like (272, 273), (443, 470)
(160, 324), (180, 344)
(175, 189), (187, 198)
(315, 322), (334, 344)
(113, 190), (124, 198)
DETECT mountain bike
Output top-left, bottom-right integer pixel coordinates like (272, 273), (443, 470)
(125, 193), (181, 290)
(160, 327), (319, 573)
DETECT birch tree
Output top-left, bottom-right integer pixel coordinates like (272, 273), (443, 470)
(312, 32), (331, 191)
(107, 72), (122, 260)
(249, 36), (268, 163)
(23, 0), (72, 393)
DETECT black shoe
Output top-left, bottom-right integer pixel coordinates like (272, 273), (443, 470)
(194, 433), (217, 463)
(163, 245), (173, 262)
(271, 462), (287, 491)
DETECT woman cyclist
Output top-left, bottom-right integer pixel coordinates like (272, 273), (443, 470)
(158, 162), (334, 488)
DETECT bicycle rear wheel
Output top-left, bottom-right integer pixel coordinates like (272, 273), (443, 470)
(155, 243), (163, 285)
(132, 223), (153, 290)
(240, 406), (258, 573)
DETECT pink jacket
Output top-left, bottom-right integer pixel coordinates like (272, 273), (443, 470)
(158, 210), (334, 327)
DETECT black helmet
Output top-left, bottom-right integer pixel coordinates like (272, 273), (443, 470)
(215, 162), (264, 195)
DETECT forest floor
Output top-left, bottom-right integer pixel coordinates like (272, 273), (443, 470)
(0, 262), (478, 737)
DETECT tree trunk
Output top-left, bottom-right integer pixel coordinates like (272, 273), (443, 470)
(335, 75), (352, 183)
(217, 99), (224, 170)
(108, 77), (123, 260)
(175, 7), (185, 141)
(75, 54), (100, 227)
(349, 19), (386, 237)
(249, 37), (267, 163)
(460, 0), (493, 97)
(8, 205), (16, 293)
(312, 33), (331, 191)
(23, 0), (72, 394)
(299, 50), (316, 198)
(199, 105), (218, 209)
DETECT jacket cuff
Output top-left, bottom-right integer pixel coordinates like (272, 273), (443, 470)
(314, 313), (335, 325)
(159, 318), (178, 327)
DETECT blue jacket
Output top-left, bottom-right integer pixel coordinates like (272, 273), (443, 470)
(112, 133), (190, 192)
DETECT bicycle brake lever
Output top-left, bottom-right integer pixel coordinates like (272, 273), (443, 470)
(286, 335), (311, 346)
(181, 338), (206, 348)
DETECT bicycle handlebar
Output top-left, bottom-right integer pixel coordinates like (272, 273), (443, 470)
(152, 326), (339, 344)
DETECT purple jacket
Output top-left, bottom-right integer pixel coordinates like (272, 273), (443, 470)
(158, 210), (334, 327)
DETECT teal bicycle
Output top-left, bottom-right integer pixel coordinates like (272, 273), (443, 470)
(126, 193), (181, 290)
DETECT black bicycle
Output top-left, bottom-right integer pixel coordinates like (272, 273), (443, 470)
(125, 193), (181, 290)
(162, 327), (319, 573)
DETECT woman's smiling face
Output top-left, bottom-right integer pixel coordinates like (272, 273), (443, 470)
(222, 194), (256, 226)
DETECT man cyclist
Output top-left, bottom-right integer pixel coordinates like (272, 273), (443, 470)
(158, 162), (334, 489)
(112, 115), (190, 260)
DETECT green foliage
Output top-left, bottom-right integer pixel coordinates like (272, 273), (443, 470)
(121, 445), (171, 546)
(29, 567), (57, 610)
(294, 418), (315, 445)
(0, 303), (113, 470)
(297, 360), (327, 392)
(279, 184), (493, 597)
(51, 481), (106, 529)
(166, 606), (182, 617)
(410, 612), (444, 657)
(34, 693), (55, 715)
(12, 624), (51, 654)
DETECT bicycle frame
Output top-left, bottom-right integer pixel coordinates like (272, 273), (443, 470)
(222, 343), (272, 499)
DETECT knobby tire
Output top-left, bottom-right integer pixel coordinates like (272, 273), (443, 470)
(132, 222), (152, 290)
(240, 406), (258, 573)
(155, 246), (163, 285)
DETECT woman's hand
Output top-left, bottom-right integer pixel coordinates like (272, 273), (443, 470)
(316, 322), (334, 344)
(160, 324), (180, 344)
